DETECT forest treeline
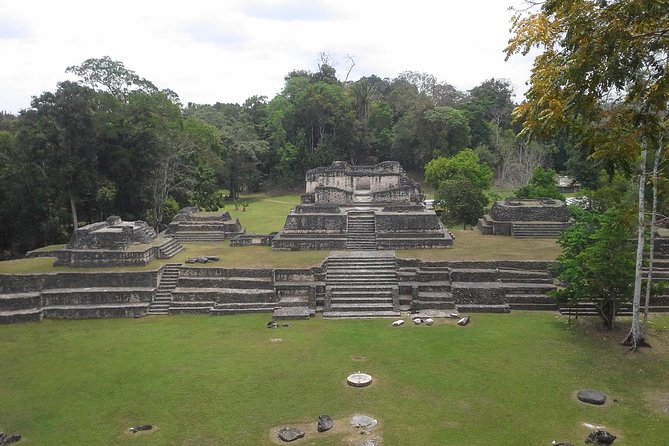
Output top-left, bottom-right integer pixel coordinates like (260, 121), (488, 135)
(0, 56), (596, 258)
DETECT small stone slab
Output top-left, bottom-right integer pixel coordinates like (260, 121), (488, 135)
(351, 415), (377, 428)
(278, 427), (305, 442)
(412, 317), (422, 325)
(585, 430), (616, 444)
(578, 390), (607, 405)
(0, 432), (22, 444)
(347, 372), (373, 387)
(128, 424), (152, 433)
(425, 318), (434, 326)
(392, 319), (404, 326)
(317, 414), (334, 432)
(457, 316), (470, 326)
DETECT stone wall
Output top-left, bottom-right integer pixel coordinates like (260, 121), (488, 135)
(314, 186), (353, 203)
(0, 270), (158, 323)
(54, 248), (161, 267)
(375, 212), (443, 232)
(305, 161), (409, 198)
(490, 199), (570, 222)
(280, 213), (347, 234)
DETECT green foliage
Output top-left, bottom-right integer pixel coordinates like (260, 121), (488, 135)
(3, 54), (534, 256)
(551, 207), (636, 329)
(424, 148), (493, 190)
(437, 178), (488, 229)
(190, 166), (226, 211)
(145, 196), (180, 229)
(515, 167), (564, 200)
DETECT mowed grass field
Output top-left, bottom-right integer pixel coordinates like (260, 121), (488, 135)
(1, 313), (668, 445)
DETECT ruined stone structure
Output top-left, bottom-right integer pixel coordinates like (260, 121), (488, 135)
(477, 198), (573, 238)
(4, 253), (669, 323)
(49, 216), (183, 267)
(165, 207), (245, 242)
(272, 161), (453, 250)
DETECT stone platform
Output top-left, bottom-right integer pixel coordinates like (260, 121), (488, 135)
(272, 161), (453, 250)
(45, 216), (183, 267)
(166, 207), (244, 242)
(478, 198), (572, 238)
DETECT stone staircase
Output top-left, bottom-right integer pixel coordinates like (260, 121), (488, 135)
(323, 253), (400, 318)
(346, 212), (377, 250)
(511, 221), (569, 239)
(148, 263), (181, 315)
(158, 237), (184, 258)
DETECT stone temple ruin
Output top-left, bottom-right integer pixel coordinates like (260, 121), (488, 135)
(49, 216), (183, 267)
(271, 161), (453, 250)
(477, 198), (573, 238)
(165, 207), (244, 242)
(4, 160), (669, 324)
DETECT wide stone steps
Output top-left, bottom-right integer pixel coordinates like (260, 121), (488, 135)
(329, 302), (394, 311)
(323, 310), (400, 319)
(511, 222), (567, 239)
(325, 254), (398, 318)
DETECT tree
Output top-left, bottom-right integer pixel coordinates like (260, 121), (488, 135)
(506, 0), (669, 349)
(18, 81), (100, 230)
(552, 207), (636, 329)
(437, 178), (489, 229)
(420, 106), (471, 156)
(465, 78), (515, 149)
(424, 149), (493, 190)
(515, 167), (564, 200)
(66, 56), (157, 101)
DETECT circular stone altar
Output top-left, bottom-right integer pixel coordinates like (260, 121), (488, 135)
(347, 372), (373, 387)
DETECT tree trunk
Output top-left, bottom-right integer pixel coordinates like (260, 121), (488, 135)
(622, 148), (647, 349)
(643, 137), (663, 334)
(70, 194), (79, 230)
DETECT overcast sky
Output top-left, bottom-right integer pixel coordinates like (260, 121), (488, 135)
(0, 0), (534, 114)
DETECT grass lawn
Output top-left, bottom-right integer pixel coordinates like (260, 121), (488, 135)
(398, 229), (562, 261)
(226, 193), (301, 234)
(0, 243), (329, 274)
(1, 313), (668, 445)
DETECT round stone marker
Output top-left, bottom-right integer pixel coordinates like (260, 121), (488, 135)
(347, 372), (373, 387)
(577, 389), (607, 405)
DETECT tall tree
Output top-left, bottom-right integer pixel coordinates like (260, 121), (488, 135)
(66, 56), (157, 101)
(552, 207), (636, 329)
(18, 81), (100, 230)
(506, 0), (669, 349)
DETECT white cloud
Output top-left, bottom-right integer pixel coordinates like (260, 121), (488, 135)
(0, 0), (534, 113)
